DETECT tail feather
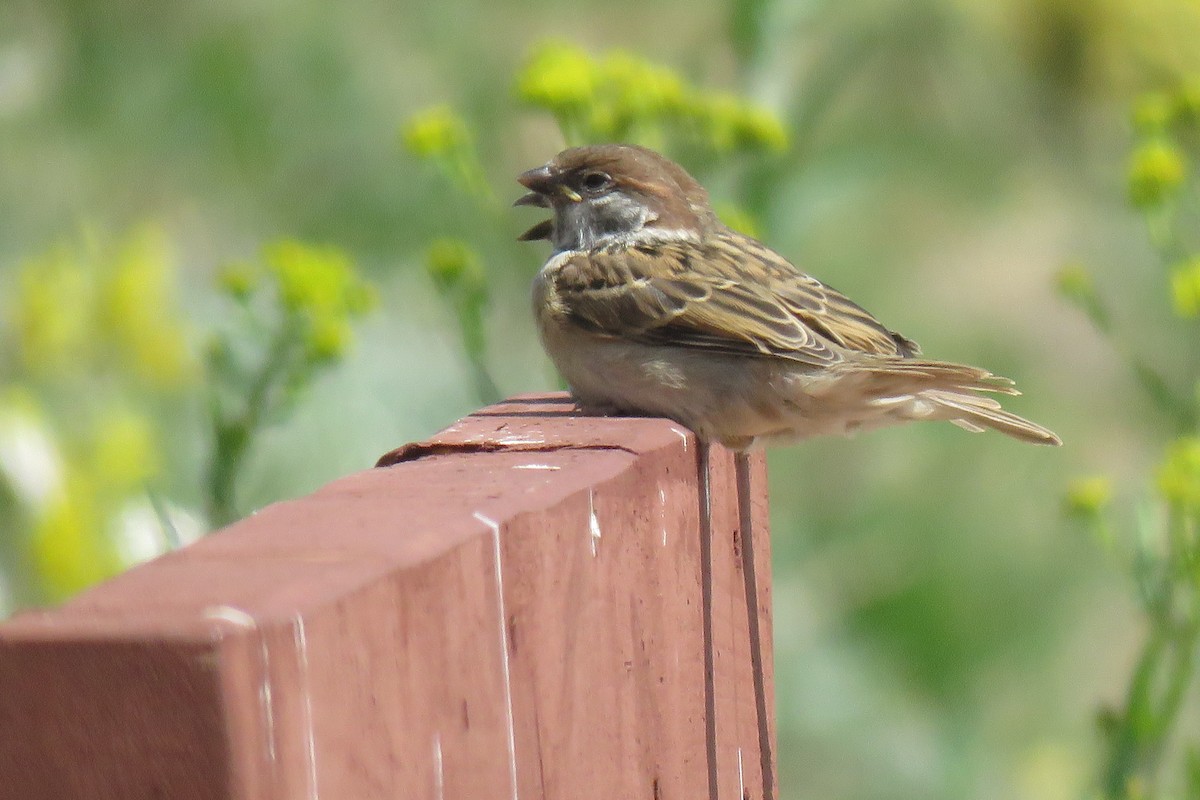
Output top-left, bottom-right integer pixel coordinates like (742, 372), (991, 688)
(851, 358), (1020, 396)
(848, 357), (1061, 446)
(923, 389), (1062, 446)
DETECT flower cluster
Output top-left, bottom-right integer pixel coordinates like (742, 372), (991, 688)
(514, 42), (788, 153)
(1127, 81), (1200, 209)
(401, 105), (492, 201)
(424, 239), (498, 403)
(402, 104), (473, 159)
(265, 240), (376, 361)
(1128, 140), (1186, 208)
(398, 107), (500, 404)
(205, 240), (375, 526)
(427, 238), (485, 295)
(1063, 475), (1113, 519)
(1064, 83), (1200, 799)
(1169, 256), (1200, 319)
(217, 240), (376, 363)
(1158, 437), (1200, 514)
(10, 225), (193, 387)
(1128, 84), (1200, 326)
(0, 227), (198, 603)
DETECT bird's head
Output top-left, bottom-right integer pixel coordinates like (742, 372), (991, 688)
(515, 144), (718, 252)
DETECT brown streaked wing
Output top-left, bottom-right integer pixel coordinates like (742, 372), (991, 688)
(551, 243), (843, 366)
(706, 230), (914, 358)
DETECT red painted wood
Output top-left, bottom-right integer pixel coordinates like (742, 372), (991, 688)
(0, 393), (773, 800)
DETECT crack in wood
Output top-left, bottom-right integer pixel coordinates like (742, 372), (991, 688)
(375, 440), (640, 467)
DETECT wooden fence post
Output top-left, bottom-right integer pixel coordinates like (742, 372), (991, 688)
(0, 393), (775, 800)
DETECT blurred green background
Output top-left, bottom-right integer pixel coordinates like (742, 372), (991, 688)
(2, 0), (1199, 798)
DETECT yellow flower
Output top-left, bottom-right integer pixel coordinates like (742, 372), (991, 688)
(30, 474), (118, 600)
(1128, 140), (1186, 207)
(11, 245), (93, 376)
(600, 51), (685, 119)
(305, 317), (351, 361)
(1169, 257), (1200, 318)
(515, 42), (596, 113)
(402, 106), (472, 159)
(260, 240), (374, 363)
(691, 92), (788, 153)
(91, 409), (160, 494)
(427, 238), (484, 291)
(736, 105), (789, 152)
(98, 226), (194, 388)
(1054, 263), (1094, 303)
(11, 225), (193, 388)
(1064, 476), (1113, 518)
(1157, 437), (1200, 512)
(265, 240), (363, 317)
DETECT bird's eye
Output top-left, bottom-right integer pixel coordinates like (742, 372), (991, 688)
(581, 172), (612, 193)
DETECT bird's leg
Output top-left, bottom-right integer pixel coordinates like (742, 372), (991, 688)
(735, 450), (775, 800)
(696, 438), (720, 800)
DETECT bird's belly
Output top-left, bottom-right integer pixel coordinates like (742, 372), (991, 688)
(537, 315), (834, 446)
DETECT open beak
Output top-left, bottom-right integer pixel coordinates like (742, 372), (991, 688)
(517, 165), (556, 193)
(516, 163), (559, 241)
(517, 219), (554, 241)
(517, 164), (582, 202)
(513, 191), (548, 208)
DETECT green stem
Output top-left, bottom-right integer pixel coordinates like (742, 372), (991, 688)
(1105, 629), (1169, 798)
(1152, 622), (1198, 748)
(205, 319), (300, 527)
(146, 486), (182, 550)
(1103, 612), (1200, 798)
(1129, 357), (1197, 433)
(739, 24), (880, 225)
(468, 358), (502, 406)
(1070, 283), (1195, 431)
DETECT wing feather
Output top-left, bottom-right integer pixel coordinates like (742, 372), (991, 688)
(549, 229), (916, 366)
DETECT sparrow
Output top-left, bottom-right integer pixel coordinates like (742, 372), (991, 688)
(515, 144), (1061, 451)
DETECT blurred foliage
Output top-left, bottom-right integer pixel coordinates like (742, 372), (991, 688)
(1058, 81), (1200, 799)
(206, 241), (375, 525)
(423, 237), (499, 403)
(3, 0), (1200, 798)
(0, 226), (196, 600)
(402, 105), (502, 402)
(0, 227), (374, 599)
(515, 41), (788, 152)
(402, 105), (494, 202)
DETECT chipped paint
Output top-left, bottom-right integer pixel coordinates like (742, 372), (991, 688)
(259, 636), (277, 763)
(737, 747), (745, 799)
(588, 491), (602, 557)
(658, 486), (668, 547)
(492, 432), (546, 447)
(668, 425), (691, 451)
(433, 733), (444, 800)
(202, 605), (257, 628)
(474, 511), (520, 800)
(293, 614), (319, 800)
